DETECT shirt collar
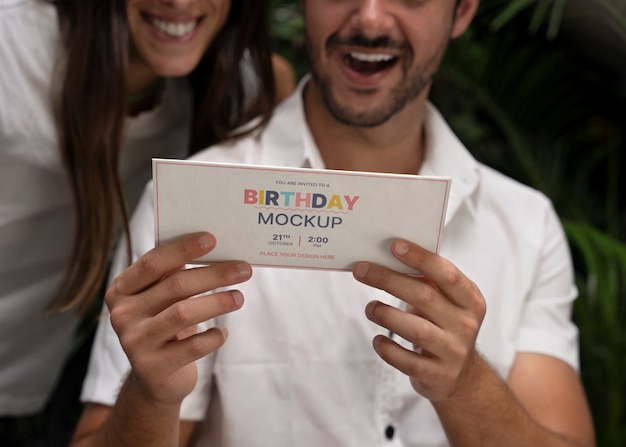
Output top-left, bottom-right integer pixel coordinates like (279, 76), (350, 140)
(420, 103), (480, 224)
(259, 75), (319, 169)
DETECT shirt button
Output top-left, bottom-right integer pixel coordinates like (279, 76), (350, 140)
(385, 425), (395, 440)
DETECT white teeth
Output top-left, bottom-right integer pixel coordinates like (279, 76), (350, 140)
(350, 52), (395, 62)
(151, 18), (197, 37)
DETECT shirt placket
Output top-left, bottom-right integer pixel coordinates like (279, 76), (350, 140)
(374, 292), (406, 446)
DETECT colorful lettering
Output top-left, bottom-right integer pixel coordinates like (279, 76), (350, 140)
(244, 189), (360, 211)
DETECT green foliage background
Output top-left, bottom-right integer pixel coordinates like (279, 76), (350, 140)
(271, 0), (626, 445)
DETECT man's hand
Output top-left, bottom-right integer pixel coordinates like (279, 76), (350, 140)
(353, 239), (595, 447)
(353, 238), (486, 402)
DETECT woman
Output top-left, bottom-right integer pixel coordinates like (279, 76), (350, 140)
(0, 0), (279, 439)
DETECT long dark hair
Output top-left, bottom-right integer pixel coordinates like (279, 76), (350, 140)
(48, 0), (275, 314)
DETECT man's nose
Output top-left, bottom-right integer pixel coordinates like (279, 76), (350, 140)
(348, 0), (395, 39)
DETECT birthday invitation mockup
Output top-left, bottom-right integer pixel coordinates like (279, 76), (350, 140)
(153, 159), (451, 274)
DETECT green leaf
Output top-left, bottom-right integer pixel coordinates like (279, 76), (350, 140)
(546, 0), (567, 39)
(490, 0), (538, 31)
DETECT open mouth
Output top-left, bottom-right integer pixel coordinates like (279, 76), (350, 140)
(143, 13), (202, 38)
(343, 51), (398, 75)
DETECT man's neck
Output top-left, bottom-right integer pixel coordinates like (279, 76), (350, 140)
(303, 79), (427, 175)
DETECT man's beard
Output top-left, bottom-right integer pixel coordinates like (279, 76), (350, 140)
(308, 33), (448, 128)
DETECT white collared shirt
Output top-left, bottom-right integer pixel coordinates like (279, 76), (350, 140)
(82, 77), (578, 447)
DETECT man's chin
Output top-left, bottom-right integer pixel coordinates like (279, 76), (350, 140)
(315, 80), (396, 127)
(326, 104), (396, 128)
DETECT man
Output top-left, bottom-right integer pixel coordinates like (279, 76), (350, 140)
(71, 0), (595, 446)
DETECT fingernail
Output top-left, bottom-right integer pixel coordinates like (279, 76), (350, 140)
(216, 325), (229, 339)
(198, 234), (213, 249)
(372, 335), (382, 350)
(394, 240), (409, 256)
(364, 300), (375, 319)
(354, 262), (370, 279)
(237, 262), (251, 279)
(231, 290), (244, 307)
